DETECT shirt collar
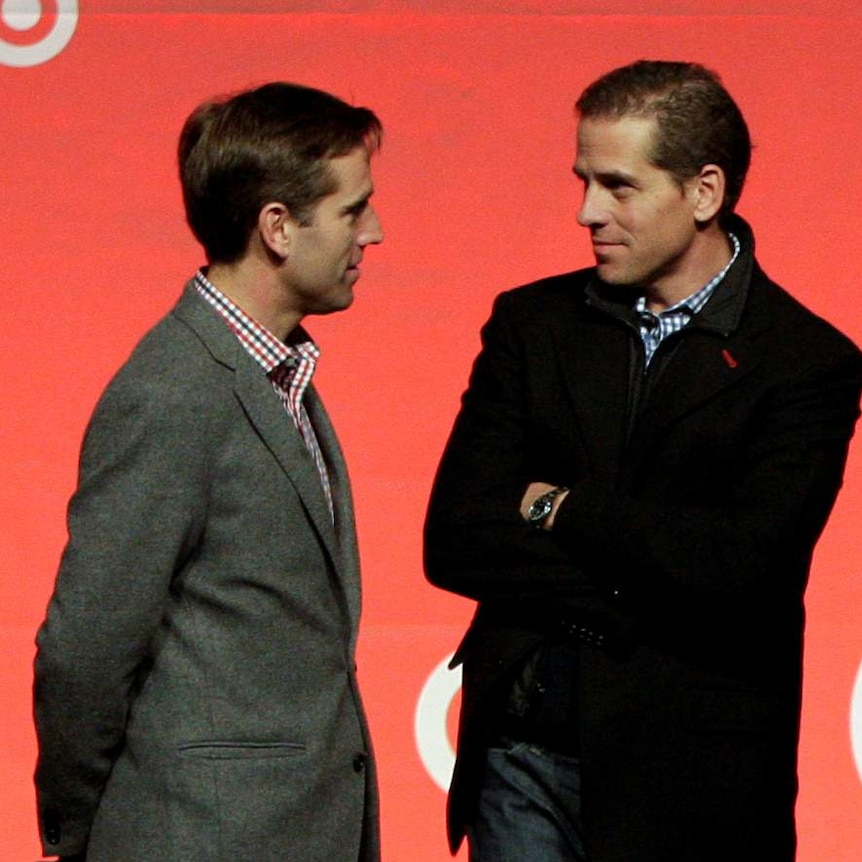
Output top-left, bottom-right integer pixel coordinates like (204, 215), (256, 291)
(192, 269), (318, 374)
(635, 232), (741, 322)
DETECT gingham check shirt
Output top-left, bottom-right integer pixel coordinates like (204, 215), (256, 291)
(193, 270), (333, 519)
(636, 232), (741, 366)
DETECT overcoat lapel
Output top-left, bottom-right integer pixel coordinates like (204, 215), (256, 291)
(551, 255), (775, 469)
(550, 304), (632, 486)
(637, 337), (758, 438)
(632, 280), (772, 444)
(631, 232), (772, 441)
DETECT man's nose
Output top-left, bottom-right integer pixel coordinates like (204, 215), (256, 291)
(359, 207), (384, 246)
(576, 184), (607, 228)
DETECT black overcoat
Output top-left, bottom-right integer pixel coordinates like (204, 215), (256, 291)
(424, 219), (862, 861)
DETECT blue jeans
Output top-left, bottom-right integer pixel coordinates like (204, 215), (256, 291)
(467, 738), (588, 861)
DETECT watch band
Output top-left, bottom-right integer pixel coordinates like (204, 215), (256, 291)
(527, 486), (569, 528)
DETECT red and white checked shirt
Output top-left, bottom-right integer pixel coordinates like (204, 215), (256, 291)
(193, 270), (333, 519)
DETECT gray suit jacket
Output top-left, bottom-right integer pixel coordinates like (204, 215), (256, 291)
(34, 283), (379, 861)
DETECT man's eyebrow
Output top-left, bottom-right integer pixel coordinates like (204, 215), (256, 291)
(341, 190), (374, 214)
(573, 166), (638, 186)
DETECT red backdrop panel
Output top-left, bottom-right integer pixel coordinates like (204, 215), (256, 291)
(3, 4), (862, 859)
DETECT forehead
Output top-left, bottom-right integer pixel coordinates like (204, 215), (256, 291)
(574, 115), (659, 173)
(324, 146), (373, 198)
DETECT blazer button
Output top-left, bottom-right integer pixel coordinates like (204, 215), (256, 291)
(353, 752), (367, 773)
(43, 810), (61, 845)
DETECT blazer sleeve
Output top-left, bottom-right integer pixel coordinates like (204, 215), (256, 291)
(33, 368), (209, 857)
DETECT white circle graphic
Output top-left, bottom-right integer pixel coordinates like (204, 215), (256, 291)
(850, 655), (862, 784)
(0, 0), (78, 67)
(3, 0), (41, 30)
(415, 652), (462, 792)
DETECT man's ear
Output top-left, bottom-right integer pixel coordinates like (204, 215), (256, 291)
(689, 164), (726, 224)
(258, 202), (292, 260)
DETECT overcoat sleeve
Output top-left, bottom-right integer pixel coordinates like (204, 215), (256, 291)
(425, 289), (597, 603)
(425, 283), (862, 613)
(554, 346), (862, 603)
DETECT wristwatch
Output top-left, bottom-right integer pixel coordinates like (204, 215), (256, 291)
(527, 486), (569, 529)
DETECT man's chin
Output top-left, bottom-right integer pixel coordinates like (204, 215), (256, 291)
(596, 263), (629, 286)
(326, 289), (355, 314)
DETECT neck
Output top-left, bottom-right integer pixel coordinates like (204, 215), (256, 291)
(643, 226), (732, 313)
(206, 259), (301, 342)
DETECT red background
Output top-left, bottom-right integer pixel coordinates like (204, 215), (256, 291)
(4, 3), (862, 859)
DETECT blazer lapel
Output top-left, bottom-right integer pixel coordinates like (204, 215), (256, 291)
(232, 357), (340, 554)
(172, 284), (341, 569)
(305, 387), (362, 633)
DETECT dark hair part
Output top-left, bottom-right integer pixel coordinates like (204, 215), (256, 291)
(178, 82), (382, 263)
(576, 60), (751, 221)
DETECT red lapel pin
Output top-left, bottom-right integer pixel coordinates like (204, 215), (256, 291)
(721, 348), (738, 369)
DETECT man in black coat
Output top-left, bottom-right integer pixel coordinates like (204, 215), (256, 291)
(424, 60), (862, 862)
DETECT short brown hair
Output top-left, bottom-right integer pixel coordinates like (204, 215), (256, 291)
(576, 60), (751, 222)
(178, 82), (382, 263)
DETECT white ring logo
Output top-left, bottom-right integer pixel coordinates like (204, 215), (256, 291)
(415, 653), (461, 792)
(850, 656), (862, 784)
(0, 0), (78, 67)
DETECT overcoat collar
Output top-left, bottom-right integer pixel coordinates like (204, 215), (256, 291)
(552, 216), (775, 462)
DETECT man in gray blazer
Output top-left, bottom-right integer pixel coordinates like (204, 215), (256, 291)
(34, 82), (384, 862)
